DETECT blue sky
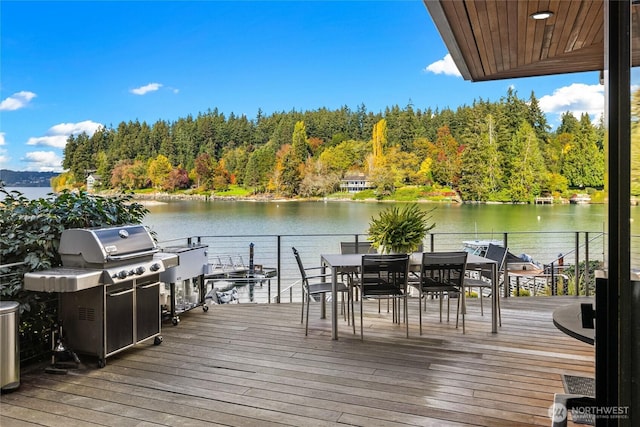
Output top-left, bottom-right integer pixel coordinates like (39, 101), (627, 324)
(1, 0), (605, 172)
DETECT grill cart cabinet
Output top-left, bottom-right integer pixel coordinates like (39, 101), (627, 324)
(58, 273), (162, 366)
(160, 244), (209, 325)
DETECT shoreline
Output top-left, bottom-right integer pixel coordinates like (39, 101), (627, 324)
(127, 191), (464, 204)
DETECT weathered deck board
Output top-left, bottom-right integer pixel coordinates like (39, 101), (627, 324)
(1, 296), (594, 426)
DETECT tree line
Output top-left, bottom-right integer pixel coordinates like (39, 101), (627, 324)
(56, 88), (608, 202)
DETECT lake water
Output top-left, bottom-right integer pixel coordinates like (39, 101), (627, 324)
(142, 199), (612, 241)
(2, 186), (56, 200)
(7, 187), (639, 266)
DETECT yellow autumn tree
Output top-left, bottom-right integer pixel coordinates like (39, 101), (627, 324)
(147, 154), (173, 190)
(371, 119), (387, 169)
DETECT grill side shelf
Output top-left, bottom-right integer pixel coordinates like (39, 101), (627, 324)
(24, 268), (104, 292)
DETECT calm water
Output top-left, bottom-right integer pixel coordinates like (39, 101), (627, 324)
(139, 200), (636, 283)
(8, 187), (639, 261)
(2, 187), (56, 200)
(3, 187), (620, 239)
(142, 200), (612, 242)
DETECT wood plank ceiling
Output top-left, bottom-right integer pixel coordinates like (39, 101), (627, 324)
(424, 0), (640, 82)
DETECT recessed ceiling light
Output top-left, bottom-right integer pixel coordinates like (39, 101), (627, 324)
(530, 11), (553, 20)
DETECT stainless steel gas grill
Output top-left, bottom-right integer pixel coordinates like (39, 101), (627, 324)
(24, 225), (178, 368)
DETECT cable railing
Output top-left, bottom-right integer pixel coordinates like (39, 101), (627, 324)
(157, 230), (618, 303)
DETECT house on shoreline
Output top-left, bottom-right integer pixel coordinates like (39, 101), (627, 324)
(339, 173), (373, 193)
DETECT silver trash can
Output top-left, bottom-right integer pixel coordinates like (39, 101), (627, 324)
(0, 301), (20, 392)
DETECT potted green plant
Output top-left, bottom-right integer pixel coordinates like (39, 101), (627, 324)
(367, 203), (435, 254)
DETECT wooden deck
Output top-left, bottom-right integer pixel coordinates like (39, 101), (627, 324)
(1, 296), (594, 426)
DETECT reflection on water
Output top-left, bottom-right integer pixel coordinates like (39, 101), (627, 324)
(142, 199), (613, 242)
(7, 190), (640, 276)
(0, 189), (624, 239)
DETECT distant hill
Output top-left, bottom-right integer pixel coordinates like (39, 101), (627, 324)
(0, 169), (57, 187)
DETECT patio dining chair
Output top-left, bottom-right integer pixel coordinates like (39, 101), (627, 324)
(463, 243), (507, 325)
(339, 241), (376, 302)
(357, 254), (410, 340)
(292, 247), (353, 336)
(340, 241), (376, 255)
(409, 251), (468, 334)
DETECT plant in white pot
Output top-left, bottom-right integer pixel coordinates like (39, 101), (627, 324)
(367, 203), (435, 254)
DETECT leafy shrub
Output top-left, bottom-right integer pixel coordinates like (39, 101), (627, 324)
(393, 187), (422, 201)
(512, 289), (531, 297)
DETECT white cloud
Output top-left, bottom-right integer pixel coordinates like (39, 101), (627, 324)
(0, 91), (37, 111)
(131, 83), (163, 95)
(22, 151), (63, 172)
(0, 133), (8, 167)
(27, 120), (103, 149)
(539, 83), (605, 120)
(48, 120), (103, 136)
(424, 54), (462, 77)
(26, 135), (70, 149)
(0, 151), (9, 167)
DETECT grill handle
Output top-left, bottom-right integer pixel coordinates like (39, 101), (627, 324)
(106, 248), (159, 262)
(107, 288), (134, 297)
(137, 283), (159, 290)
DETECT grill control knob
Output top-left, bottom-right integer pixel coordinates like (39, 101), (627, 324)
(150, 263), (161, 272)
(135, 266), (146, 275)
(117, 270), (128, 279)
(128, 270), (134, 276)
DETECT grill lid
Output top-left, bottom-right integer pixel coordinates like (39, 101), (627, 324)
(59, 225), (157, 268)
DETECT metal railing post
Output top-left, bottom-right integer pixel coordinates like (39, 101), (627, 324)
(276, 235), (281, 304)
(574, 231), (579, 296)
(585, 232), (590, 296)
(503, 232), (509, 298)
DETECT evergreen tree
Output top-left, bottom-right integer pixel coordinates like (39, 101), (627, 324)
(222, 147), (249, 185)
(194, 152), (215, 189)
(275, 121), (309, 196)
(244, 142), (276, 192)
(291, 121), (310, 162)
(70, 133), (93, 181)
(459, 114), (502, 201)
(507, 121), (546, 202)
(428, 125), (461, 186)
(527, 91), (551, 141)
(556, 112), (580, 135)
(562, 113), (605, 188)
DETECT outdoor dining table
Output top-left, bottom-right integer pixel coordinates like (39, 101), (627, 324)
(552, 300), (595, 345)
(320, 252), (499, 340)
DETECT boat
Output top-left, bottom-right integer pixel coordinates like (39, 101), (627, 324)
(462, 240), (542, 272)
(462, 239), (502, 257)
(569, 193), (591, 204)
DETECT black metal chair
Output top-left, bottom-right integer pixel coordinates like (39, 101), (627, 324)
(409, 251), (468, 334)
(357, 254), (410, 339)
(340, 241), (376, 255)
(292, 247), (353, 336)
(463, 243), (507, 325)
(339, 241), (376, 302)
